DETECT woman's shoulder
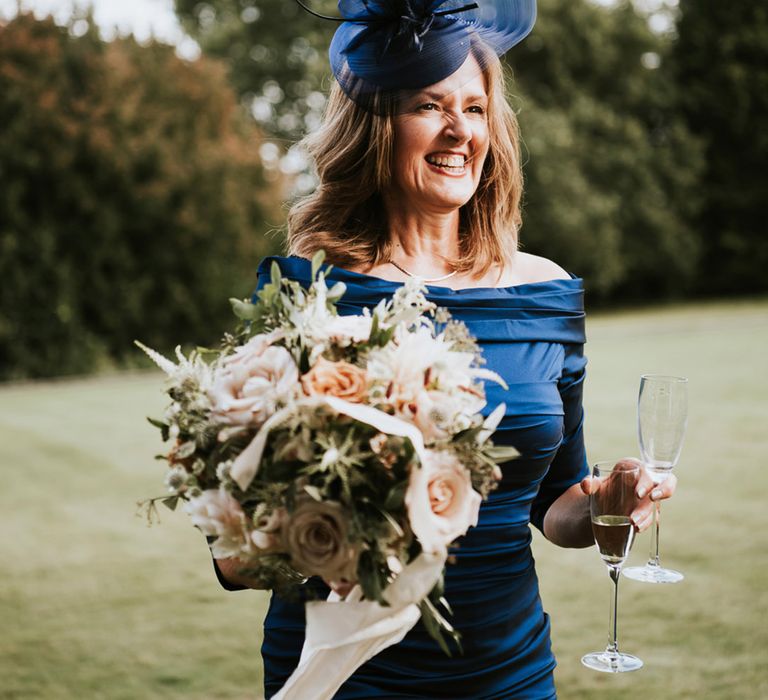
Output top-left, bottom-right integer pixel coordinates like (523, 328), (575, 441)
(504, 252), (571, 286)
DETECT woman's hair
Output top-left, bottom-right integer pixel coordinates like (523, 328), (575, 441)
(286, 46), (523, 277)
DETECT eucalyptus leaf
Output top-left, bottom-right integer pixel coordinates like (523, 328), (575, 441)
(230, 297), (257, 321)
(311, 249), (326, 279)
(327, 281), (347, 301)
(303, 484), (323, 501)
(176, 441), (196, 459)
(162, 496), (179, 511)
(270, 260), (282, 287)
(485, 445), (521, 462)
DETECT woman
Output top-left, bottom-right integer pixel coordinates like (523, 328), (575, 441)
(216, 1), (675, 697)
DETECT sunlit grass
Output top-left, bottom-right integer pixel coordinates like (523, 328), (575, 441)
(1, 299), (766, 699)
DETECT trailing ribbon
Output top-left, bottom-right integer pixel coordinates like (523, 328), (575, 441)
(272, 551), (447, 700)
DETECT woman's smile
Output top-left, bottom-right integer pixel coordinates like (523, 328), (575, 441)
(424, 151), (468, 176)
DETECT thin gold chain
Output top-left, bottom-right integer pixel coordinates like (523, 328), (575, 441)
(388, 260), (458, 283)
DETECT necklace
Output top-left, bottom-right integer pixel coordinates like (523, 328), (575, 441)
(388, 260), (457, 283)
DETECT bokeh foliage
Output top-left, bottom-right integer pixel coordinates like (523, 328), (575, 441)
(172, 0), (723, 302)
(0, 13), (277, 380)
(672, 1), (768, 295)
(513, 0), (703, 300)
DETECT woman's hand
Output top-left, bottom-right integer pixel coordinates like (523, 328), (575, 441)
(324, 578), (355, 598)
(579, 457), (678, 533)
(214, 557), (270, 590)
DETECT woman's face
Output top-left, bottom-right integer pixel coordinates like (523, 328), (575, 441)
(386, 55), (490, 214)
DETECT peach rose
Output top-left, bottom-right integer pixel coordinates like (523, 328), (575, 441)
(405, 449), (482, 554)
(282, 499), (358, 581)
(301, 357), (368, 403)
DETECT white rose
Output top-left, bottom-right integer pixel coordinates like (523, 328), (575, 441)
(409, 389), (457, 443)
(209, 335), (298, 427)
(324, 314), (373, 346)
(405, 449), (482, 554)
(185, 489), (253, 558)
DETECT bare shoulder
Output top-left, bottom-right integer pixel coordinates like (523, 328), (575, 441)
(509, 252), (571, 285)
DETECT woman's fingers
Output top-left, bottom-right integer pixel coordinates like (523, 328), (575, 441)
(630, 471), (678, 531)
(631, 503), (656, 532)
(649, 473), (677, 501)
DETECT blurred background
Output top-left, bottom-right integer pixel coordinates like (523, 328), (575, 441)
(1, 1), (766, 698)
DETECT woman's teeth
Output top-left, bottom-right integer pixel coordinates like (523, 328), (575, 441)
(426, 154), (466, 172)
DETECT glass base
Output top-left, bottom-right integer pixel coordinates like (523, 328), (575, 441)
(623, 563), (684, 584)
(582, 650), (643, 673)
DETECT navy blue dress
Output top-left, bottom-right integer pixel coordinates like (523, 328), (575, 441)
(254, 256), (589, 700)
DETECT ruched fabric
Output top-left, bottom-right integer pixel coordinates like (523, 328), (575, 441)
(255, 256), (589, 700)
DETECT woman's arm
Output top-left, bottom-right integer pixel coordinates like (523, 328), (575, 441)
(542, 464), (678, 548)
(213, 557), (267, 590)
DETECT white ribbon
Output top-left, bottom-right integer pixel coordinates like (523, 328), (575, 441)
(272, 552), (447, 700)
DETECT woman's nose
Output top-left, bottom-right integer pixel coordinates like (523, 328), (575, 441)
(443, 112), (472, 144)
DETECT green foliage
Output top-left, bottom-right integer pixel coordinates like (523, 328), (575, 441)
(0, 13), (278, 379)
(513, 0), (704, 300)
(672, 2), (768, 295)
(173, 0), (336, 142)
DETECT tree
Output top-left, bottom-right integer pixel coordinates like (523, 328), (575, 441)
(511, 0), (703, 300)
(173, 0), (336, 142)
(0, 13), (277, 379)
(673, 1), (768, 295)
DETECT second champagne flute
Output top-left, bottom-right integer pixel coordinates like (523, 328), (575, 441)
(624, 374), (688, 584)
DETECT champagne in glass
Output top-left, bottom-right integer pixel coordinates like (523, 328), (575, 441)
(624, 374), (688, 584)
(582, 460), (643, 673)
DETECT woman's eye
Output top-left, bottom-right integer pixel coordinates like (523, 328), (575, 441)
(467, 105), (486, 115)
(418, 102), (439, 112)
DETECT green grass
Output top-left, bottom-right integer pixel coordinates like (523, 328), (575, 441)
(1, 300), (767, 699)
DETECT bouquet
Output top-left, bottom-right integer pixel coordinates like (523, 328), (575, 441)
(138, 252), (517, 699)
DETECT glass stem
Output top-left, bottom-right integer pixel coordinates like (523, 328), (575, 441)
(606, 566), (621, 655)
(647, 501), (661, 567)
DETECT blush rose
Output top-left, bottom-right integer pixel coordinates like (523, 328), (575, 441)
(405, 449), (482, 554)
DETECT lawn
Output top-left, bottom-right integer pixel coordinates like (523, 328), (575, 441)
(1, 299), (766, 699)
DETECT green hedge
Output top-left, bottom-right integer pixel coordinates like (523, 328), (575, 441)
(0, 14), (278, 380)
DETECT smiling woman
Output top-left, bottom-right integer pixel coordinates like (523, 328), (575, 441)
(287, 41), (523, 286)
(208, 1), (678, 698)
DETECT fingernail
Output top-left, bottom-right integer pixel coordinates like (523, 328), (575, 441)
(637, 487), (647, 499)
(651, 489), (662, 500)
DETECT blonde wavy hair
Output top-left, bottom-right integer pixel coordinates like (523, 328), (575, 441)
(286, 47), (523, 277)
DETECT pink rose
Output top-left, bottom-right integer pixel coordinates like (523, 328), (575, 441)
(405, 449), (482, 553)
(185, 489), (253, 558)
(209, 334), (298, 427)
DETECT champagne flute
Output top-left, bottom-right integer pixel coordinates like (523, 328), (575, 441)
(624, 374), (688, 584)
(582, 460), (643, 673)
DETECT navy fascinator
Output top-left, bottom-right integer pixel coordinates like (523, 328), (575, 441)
(296, 0), (536, 113)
